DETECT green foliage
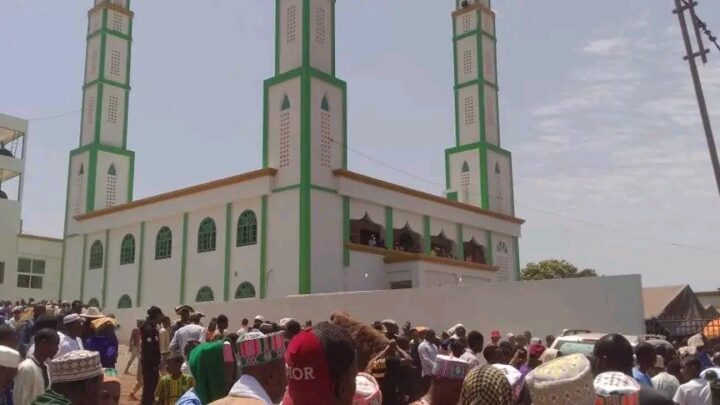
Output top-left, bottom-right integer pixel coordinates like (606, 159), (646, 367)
(521, 259), (598, 281)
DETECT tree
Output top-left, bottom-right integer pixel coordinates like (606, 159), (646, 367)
(521, 259), (598, 281)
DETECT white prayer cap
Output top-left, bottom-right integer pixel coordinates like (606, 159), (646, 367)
(49, 350), (103, 383)
(254, 315), (265, 322)
(12, 306), (23, 313)
(278, 318), (296, 328)
(63, 313), (82, 325)
(0, 346), (20, 368)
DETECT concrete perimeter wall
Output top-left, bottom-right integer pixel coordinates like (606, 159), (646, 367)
(109, 275), (645, 342)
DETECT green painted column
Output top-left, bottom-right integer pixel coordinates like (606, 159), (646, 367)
(101, 230), (109, 308)
(136, 221), (145, 307)
(384, 207), (393, 249)
(80, 235), (87, 302)
(259, 196), (268, 299)
(180, 213), (189, 305)
(223, 203), (232, 301)
(423, 216), (431, 254)
(342, 196), (350, 266)
(456, 224), (464, 260)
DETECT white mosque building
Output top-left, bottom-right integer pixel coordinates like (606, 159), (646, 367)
(54, 0), (524, 310)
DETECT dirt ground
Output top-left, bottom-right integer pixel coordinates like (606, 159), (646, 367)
(115, 345), (145, 404)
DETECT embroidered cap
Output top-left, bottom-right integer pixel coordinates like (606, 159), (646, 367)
(593, 372), (640, 405)
(525, 353), (595, 405)
(432, 354), (471, 379)
(63, 313), (82, 325)
(236, 331), (285, 368)
(49, 350), (103, 383)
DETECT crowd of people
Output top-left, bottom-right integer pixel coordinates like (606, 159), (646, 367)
(0, 300), (719, 404)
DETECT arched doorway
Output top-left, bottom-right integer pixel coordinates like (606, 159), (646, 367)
(393, 224), (422, 253)
(463, 238), (487, 264)
(431, 232), (456, 258)
(349, 213), (384, 247)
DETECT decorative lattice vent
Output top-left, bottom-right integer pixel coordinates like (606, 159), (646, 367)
(463, 96), (475, 126)
(315, 6), (326, 45)
(286, 5), (297, 44)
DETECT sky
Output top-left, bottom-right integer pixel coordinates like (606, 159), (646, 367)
(1, 0), (719, 291)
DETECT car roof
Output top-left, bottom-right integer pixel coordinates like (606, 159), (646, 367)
(555, 334), (642, 344)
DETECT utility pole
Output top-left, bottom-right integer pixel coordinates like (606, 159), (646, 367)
(672, 0), (720, 197)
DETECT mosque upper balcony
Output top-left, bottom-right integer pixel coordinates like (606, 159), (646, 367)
(0, 113), (27, 183)
(454, 0), (492, 14)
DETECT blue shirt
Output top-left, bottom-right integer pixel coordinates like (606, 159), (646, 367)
(633, 367), (653, 387)
(175, 390), (201, 405)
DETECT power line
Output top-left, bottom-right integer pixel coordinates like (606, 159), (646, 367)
(24, 109), (80, 122)
(331, 137), (720, 255)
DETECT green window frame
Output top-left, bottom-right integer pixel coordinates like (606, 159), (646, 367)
(0, 262), (4, 284)
(234, 281), (256, 299)
(120, 234), (135, 265)
(155, 226), (172, 260)
(117, 294), (132, 309)
(16, 258), (44, 289)
(236, 210), (257, 247)
(87, 298), (100, 308)
(197, 218), (217, 253)
(89, 240), (104, 269)
(196, 286), (215, 302)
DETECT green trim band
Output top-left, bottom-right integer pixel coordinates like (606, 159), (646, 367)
(259, 195), (268, 298)
(88, 27), (132, 42)
(101, 229), (109, 308)
(423, 216), (431, 254)
(80, 234), (88, 302)
(180, 213), (188, 304)
(85, 149), (98, 212)
(446, 141), (511, 157)
(71, 143), (135, 158)
(301, 0), (311, 68)
(453, 30), (495, 42)
(342, 196), (350, 266)
(479, 146), (489, 209)
(223, 203), (232, 301)
(454, 78), (498, 91)
(384, 207), (393, 249)
(136, 221), (145, 307)
(273, 183), (337, 194)
(83, 78), (130, 91)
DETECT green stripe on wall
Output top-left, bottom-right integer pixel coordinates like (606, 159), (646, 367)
(101, 229), (109, 308)
(223, 203), (232, 301)
(80, 234), (88, 302)
(384, 207), (393, 249)
(298, 72), (312, 295)
(486, 231), (494, 265)
(136, 221), (145, 307)
(180, 213), (188, 304)
(260, 195), (268, 298)
(456, 224), (464, 260)
(423, 216), (431, 254)
(342, 196), (350, 266)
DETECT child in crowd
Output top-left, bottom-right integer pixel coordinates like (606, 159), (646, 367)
(154, 353), (195, 405)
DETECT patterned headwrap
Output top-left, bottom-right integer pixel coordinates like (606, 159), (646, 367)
(460, 365), (513, 405)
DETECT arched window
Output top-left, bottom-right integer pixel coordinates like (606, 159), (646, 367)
(234, 282), (256, 299)
(196, 286), (215, 302)
(236, 210), (257, 247)
(117, 294), (132, 309)
(197, 218), (217, 253)
(87, 298), (100, 308)
(105, 164), (117, 208)
(89, 240), (104, 269)
(120, 234), (135, 265)
(155, 227), (172, 260)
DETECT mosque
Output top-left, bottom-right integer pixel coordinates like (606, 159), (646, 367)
(2, 0), (523, 309)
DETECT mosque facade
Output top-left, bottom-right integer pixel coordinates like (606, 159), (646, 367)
(58, 0), (522, 310)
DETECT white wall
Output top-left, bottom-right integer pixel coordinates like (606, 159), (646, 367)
(107, 225), (140, 310)
(484, 85), (499, 146)
(454, 11), (477, 37)
(457, 84), (480, 146)
(456, 36), (478, 85)
(278, 0), (303, 74)
(15, 237), (63, 301)
(267, 77), (301, 188)
(309, 0), (333, 74)
(310, 191), (343, 293)
(186, 207), (225, 304)
(61, 235), (84, 300)
(230, 199), (262, 300)
(110, 275), (646, 344)
(266, 190), (299, 298)
(142, 216), (183, 306)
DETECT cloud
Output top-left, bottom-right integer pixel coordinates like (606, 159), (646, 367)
(581, 37), (630, 56)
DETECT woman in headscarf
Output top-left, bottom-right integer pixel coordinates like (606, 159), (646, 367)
(460, 365), (513, 405)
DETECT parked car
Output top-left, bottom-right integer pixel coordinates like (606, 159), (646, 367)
(549, 330), (670, 357)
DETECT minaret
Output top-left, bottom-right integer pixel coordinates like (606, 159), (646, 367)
(444, 0), (514, 216)
(263, 0), (347, 295)
(64, 0), (136, 236)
